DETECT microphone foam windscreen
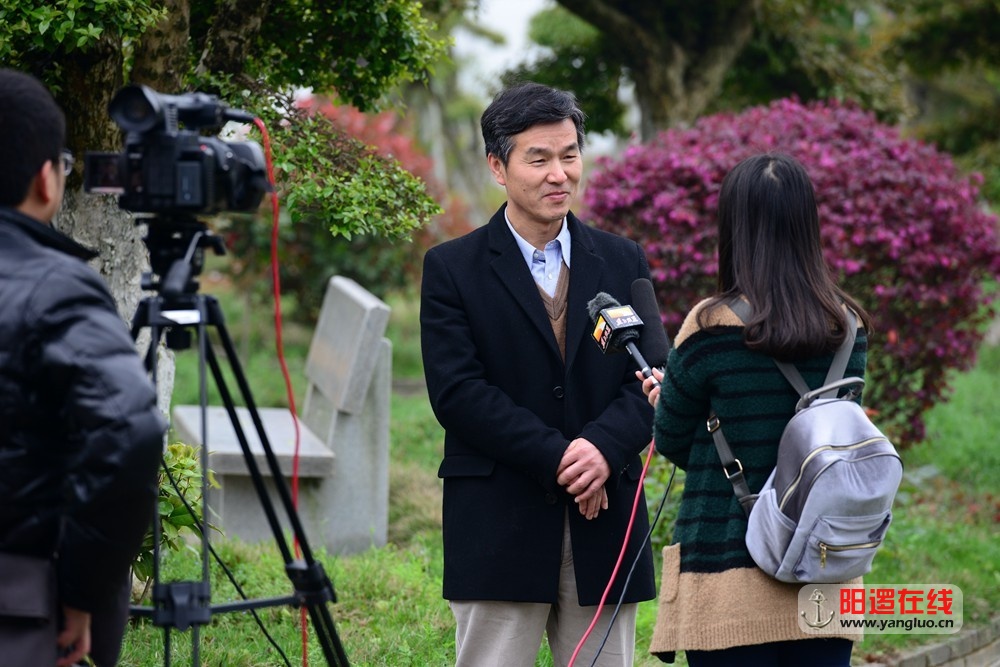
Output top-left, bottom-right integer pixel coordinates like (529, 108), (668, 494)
(630, 278), (671, 368)
(586, 291), (620, 323)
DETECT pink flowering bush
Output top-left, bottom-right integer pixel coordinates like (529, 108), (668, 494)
(585, 98), (1000, 446)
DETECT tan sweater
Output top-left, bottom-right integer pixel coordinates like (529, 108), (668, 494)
(537, 263), (569, 360)
(650, 544), (860, 657)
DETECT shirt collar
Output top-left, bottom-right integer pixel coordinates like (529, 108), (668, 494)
(504, 209), (572, 269)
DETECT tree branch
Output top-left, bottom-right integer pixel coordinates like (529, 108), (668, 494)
(689, 0), (760, 91)
(555, 0), (637, 36)
(555, 0), (673, 67)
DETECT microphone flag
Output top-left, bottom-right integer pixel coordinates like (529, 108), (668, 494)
(591, 304), (643, 354)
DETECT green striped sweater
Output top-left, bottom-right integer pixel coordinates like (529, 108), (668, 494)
(653, 300), (868, 575)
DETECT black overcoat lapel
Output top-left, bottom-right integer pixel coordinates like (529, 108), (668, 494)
(563, 214), (604, 375)
(485, 210), (607, 370)
(486, 209), (563, 361)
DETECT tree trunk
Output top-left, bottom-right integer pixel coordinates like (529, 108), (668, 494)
(405, 76), (494, 225)
(132, 0), (192, 92)
(54, 193), (146, 320)
(53, 32), (175, 412)
(632, 43), (688, 137)
(197, 0), (272, 79)
(556, 0), (760, 138)
(55, 32), (145, 319)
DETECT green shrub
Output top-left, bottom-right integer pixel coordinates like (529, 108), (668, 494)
(133, 442), (216, 601)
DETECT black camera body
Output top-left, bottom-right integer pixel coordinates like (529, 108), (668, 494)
(85, 85), (269, 216)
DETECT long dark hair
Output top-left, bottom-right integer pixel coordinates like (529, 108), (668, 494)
(698, 152), (871, 360)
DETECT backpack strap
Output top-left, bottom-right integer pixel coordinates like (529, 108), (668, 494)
(710, 297), (757, 514)
(773, 310), (857, 399)
(727, 296), (753, 324)
(706, 414), (758, 515)
(708, 297), (859, 515)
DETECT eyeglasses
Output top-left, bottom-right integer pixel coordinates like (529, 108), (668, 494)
(60, 150), (75, 176)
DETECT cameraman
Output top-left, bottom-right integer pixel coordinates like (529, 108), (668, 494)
(0, 69), (166, 666)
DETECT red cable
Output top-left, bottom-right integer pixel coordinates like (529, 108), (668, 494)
(252, 117), (309, 665)
(566, 438), (656, 667)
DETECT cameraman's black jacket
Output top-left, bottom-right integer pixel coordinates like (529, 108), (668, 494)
(0, 207), (165, 614)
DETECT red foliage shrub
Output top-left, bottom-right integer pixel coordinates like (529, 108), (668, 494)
(584, 98), (1000, 446)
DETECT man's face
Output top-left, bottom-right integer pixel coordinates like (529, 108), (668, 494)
(488, 118), (582, 231)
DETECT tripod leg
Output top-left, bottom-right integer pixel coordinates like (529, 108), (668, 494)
(286, 561), (351, 666)
(131, 295), (214, 662)
(205, 297), (319, 562)
(202, 342), (296, 563)
(201, 297), (349, 665)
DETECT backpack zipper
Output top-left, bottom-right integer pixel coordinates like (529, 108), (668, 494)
(820, 540), (881, 568)
(778, 437), (891, 511)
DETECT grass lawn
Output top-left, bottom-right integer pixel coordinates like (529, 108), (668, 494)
(120, 280), (1000, 666)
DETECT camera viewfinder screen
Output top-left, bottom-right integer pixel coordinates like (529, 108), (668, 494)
(83, 153), (125, 194)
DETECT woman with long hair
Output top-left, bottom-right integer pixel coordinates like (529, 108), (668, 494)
(642, 152), (871, 666)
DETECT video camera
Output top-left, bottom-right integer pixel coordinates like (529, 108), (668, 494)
(84, 84), (270, 216)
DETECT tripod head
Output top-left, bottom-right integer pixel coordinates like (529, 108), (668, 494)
(141, 215), (227, 299)
(139, 215), (228, 350)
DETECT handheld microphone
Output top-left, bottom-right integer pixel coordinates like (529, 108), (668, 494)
(586, 292), (659, 387)
(630, 278), (671, 380)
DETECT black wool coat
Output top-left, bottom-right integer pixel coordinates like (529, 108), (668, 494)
(420, 205), (656, 606)
(0, 207), (165, 624)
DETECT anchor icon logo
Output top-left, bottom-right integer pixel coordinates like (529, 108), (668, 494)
(801, 589), (835, 628)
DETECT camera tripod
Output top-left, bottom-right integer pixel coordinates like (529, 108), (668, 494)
(129, 217), (349, 666)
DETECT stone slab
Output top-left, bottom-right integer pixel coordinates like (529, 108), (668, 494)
(305, 276), (390, 415)
(172, 404), (333, 477)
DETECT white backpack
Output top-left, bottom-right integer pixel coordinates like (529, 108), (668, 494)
(708, 301), (903, 583)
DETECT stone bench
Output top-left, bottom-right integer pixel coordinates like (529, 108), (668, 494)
(171, 275), (391, 555)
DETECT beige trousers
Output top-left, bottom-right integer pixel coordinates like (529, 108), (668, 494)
(450, 514), (637, 667)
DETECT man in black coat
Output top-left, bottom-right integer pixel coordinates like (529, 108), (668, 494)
(0, 69), (166, 666)
(420, 82), (655, 666)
